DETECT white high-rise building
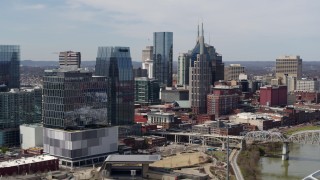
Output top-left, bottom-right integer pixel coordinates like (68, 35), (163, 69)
(276, 55), (302, 85)
(142, 46), (153, 63)
(142, 59), (154, 79)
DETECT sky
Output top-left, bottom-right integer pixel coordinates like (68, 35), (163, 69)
(1, 0), (320, 61)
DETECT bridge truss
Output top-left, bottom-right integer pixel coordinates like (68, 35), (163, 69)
(244, 130), (320, 144)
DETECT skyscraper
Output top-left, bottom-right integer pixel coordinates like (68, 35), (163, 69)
(276, 55), (302, 84)
(59, 51), (81, 69)
(153, 32), (173, 87)
(177, 53), (190, 86)
(189, 24), (212, 114)
(95, 46), (134, 125)
(0, 45), (20, 90)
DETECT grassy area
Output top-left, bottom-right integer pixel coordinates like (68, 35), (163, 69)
(237, 145), (261, 180)
(237, 143), (282, 180)
(209, 151), (226, 162)
(284, 125), (320, 136)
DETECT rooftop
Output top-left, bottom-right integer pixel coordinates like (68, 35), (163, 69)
(105, 155), (161, 164)
(0, 155), (57, 168)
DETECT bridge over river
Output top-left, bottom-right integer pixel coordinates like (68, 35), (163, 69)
(151, 130), (320, 160)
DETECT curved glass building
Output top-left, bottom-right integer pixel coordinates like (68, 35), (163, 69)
(153, 32), (173, 87)
(0, 45), (20, 90)
(95, 47), (134, 125)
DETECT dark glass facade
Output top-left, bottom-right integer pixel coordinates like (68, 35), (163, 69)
(42, 70), (108, 129)
(0, 45), (20, 90)
(95, 47), (134, 126)
(0, 88), (42, 146)
(134, 77), (160, 105)
(153, 32), (173, 87)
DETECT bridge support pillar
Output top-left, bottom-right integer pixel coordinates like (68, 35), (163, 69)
(174, 135), (177, 144)
(282, 142), (289, 161)
(222, 142), (226, 150)
(241, 139), (246, 150)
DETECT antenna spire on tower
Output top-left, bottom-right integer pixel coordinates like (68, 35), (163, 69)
(201, 22), (204, 37)
(197, 23), (199, 38)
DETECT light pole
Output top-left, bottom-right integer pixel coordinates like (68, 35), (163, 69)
(227, 127), (230, 180)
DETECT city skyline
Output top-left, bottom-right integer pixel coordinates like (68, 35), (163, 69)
(1, 0), (320, 61)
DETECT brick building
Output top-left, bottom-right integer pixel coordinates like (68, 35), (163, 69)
(207, 86), (239, 117)
(196, 114), (215, 124)
(295, 91), (320, 104)
(0, 155), (58, 176)
(260, 85), (287, 106)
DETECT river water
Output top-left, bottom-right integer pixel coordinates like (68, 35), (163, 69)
(260, 143), (320, 180)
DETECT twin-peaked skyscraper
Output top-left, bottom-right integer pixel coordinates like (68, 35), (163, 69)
(187, 24), (225, 114)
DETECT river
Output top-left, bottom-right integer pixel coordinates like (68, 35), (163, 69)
(260, 143), (320, 180)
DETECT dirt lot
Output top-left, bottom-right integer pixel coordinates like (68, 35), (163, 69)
(151, 152), (207, 168)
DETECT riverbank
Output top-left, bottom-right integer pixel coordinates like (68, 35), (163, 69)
(237, 143), (282, 180)
(283, 124), (320, 135)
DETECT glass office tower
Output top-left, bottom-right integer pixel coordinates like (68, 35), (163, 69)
(95, 47), (134, 125)
(0, 88), (42, 146)
(0, 45), (20, 90)
(153, 32), (173, 87)
(43, 70), (108, 129)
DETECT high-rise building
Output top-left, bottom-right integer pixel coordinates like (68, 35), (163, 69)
(224, 64), (245, 81)
(0, 45), (20, 90)
(59, 51), (81, 69)
(43, 69), (108, 129)
(95, 46), (134, 125)
(207, 86), (239, 117)
(276, 55), (302, 84)
(189, 24), (212, 114)
(142, 46), (153, 63)
(0, 88), (42, 146)
(42, 68), (118, 166)
(153, 32), (173, 87)
(177, 53), (190, 86)
(134, 77), (160, 105)
(142, 59), (154, 79)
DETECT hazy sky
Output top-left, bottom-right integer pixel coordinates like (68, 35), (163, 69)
(1, 0), (320, 61)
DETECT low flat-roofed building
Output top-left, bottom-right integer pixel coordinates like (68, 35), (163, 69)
(0, 155), (59, 176)
(229, 112), (276, 130)
(100, 155), (161, 178)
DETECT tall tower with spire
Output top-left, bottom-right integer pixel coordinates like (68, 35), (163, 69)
(189, 24), (212, 114)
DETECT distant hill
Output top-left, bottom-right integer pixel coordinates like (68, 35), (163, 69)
(21, 60), (143, 69)
(21, 60), (320, 77)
